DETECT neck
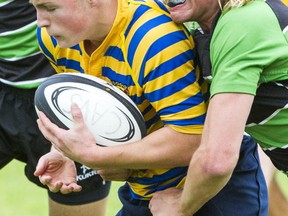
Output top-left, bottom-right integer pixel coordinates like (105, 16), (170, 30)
(84, 40), (102, 55)
(198, 8), (221, 33)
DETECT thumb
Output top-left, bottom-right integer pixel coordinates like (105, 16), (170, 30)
(34, 156), (47, 176)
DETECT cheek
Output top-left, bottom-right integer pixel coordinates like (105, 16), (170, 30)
(54, 16), (88, 48)
(60, 16), (87, 35)
(59, 2), (88, 34)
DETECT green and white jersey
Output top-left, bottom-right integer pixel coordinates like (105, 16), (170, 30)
(0, 0), (55, 88)
(210, 0), (288, 173)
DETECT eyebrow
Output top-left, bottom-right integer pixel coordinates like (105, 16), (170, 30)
(29, 0), (48, 7)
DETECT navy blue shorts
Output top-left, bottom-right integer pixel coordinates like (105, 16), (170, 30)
(0, 82), (111, 205)
(116, 135), (268, 216)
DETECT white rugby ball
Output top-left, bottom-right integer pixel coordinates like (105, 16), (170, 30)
(34, 73), (147, 147)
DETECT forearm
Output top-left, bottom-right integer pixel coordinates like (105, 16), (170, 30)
(179, 93), (254, 215)
(180, 146), (234, 215)
(38, 102), (201, 171)
(81, 126), (201, 170)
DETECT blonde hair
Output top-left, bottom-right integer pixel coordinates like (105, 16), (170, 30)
(219, 0), (253, 11)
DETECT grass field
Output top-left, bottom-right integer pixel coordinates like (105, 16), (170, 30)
(0, 160), (122, 216)
(2, 160), (288, 216)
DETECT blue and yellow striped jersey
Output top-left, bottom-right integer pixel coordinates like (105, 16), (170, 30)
(37, 0), (206, 200)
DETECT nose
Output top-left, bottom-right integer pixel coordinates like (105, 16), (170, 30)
(36, 10), (50, 28)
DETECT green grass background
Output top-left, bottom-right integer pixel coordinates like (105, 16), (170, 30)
(0, 160), (122, 216)
(2, 160), (288, 216)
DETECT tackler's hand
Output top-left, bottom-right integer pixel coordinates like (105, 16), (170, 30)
(149, 187), (183, 216)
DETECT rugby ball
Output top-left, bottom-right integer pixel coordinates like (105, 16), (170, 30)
(34, 73), (147, 147)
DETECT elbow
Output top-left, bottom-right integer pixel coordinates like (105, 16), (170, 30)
(197, 146), (239, 179)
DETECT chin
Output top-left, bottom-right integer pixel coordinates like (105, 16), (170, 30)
(57, 39), (78, 48)
(167, 3), (192, 23)
(56, 42), (70, 48)
(170, 10), (191, 23)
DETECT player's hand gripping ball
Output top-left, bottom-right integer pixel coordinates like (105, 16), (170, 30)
(34, 73), (146, 147)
